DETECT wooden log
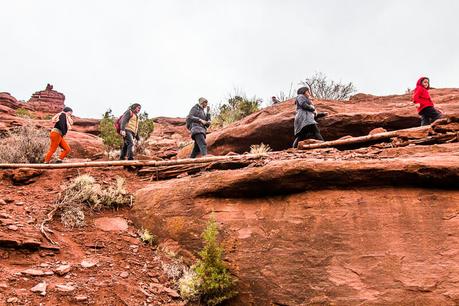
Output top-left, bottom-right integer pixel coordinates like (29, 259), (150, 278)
(0, 154), (268, 169)
(300, 126), (431, 150)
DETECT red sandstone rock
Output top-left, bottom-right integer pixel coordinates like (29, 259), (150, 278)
(26, 84), (65, 113)
(132, 144), (459, 304)
(65, 131), (104, 159)
(0, 92), (23, 110)
(146, 117), (189, 159)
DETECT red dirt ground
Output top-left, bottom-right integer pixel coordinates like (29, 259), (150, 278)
(0, 167), (186, 305)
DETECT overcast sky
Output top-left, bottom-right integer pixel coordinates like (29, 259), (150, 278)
(1, 0), (458, 118)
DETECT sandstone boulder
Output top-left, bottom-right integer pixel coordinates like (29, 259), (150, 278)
(65, 131), (105, 159)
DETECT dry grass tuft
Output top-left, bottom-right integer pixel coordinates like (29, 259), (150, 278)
(249, 143), (272, 154)
(55, 174), (132, 227)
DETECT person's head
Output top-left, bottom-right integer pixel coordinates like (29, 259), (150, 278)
(198, 97), (208, 108)
(130, 103), (141, 114)
(272, 96), (277, 101)
(63, 107), (73, 115)
(417, 77), (430, 89)
(297, 86), (310, 96)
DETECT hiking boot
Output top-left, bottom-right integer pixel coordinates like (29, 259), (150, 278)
(55, 160), (63, 164)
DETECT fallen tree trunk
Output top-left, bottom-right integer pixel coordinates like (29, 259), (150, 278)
(300, 126), (432, 150)
(139, 159), (255, 180)
(0, 154), (268, 169)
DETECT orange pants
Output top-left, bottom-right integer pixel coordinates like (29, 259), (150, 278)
(44, 131), (71, 163)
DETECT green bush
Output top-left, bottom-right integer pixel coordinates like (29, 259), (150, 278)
(15, 108), (34, 119)
(99, 109), (155, 152)
(187, 217), (237, 305)
(212, 93), (261, 128)
(99, 109), (122, 150)
(138, 111), (155, 140)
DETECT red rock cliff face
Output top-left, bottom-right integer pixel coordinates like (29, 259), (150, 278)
(132, 142), (459, 305)
(26, 84), (65, 113)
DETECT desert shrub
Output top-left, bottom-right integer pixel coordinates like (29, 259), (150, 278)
(300, 72), (356, 100)
(178, 217), (237, 305)
(15, 108), (35, 119)
(0, 125), (49, 163)
(212, 92), (261, 128)
(99, 109), (123, 150)
(249, 143), (272, 154)
(58, 174), (131, 211)
(138, 111), (155, 140)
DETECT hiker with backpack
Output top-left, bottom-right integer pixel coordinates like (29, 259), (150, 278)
(44, 107), (73, 163)
(292, 86), (324, 148)
(187, 97), (211, 158)
(412, 77), (442, 126)
(118, 103), (141, 161)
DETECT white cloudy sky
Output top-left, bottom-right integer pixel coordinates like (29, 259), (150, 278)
(1, 0), (458, 118)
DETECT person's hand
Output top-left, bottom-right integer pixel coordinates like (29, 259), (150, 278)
(200, 119), (208, 125)
(120, 130), (126, 137)
(414, 103), (421, 108)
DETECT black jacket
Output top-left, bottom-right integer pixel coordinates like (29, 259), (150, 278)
(187, 104), (211, 136)
(54, 113), (69, 136)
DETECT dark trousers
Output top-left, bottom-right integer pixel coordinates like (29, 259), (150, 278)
(293, 124), (324, 148)
(420, 106), (442, 126)
(120, 130), (135, 160)
(190, 133), (207, 158)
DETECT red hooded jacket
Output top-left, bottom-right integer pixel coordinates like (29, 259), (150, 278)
(412, 77), (434, 113)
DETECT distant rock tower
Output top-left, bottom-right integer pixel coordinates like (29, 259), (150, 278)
(27, 84), (65, 113)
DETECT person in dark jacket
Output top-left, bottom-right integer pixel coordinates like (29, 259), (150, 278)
(292, 87), (324, 148)
(412, 77), (442, 126)
(187, 97), (211, 158)
(44, 107), (74, 163)
(120, 103), (141, 161)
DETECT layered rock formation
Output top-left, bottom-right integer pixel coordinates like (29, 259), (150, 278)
(0, 92), (24, 110)
(132, 141), (459, 305)
(178, 89), (459, 157)
(26, 84), (65, 113)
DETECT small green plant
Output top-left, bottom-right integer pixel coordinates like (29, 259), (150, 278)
(179, 217), (237, 305)
(43, 114), (53, 120)
(249, 143), (272, 154)
(140, 228), (157, 245)
(15, 108), (34, 119)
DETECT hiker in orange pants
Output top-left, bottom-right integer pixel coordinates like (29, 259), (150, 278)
(44, 107), (73, 163)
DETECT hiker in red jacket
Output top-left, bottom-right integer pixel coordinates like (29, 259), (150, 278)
(412, 77), (442, 126)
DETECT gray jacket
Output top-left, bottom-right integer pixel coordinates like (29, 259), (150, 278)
(187, 104), (211, 136)
(294, 95), (317, 136)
